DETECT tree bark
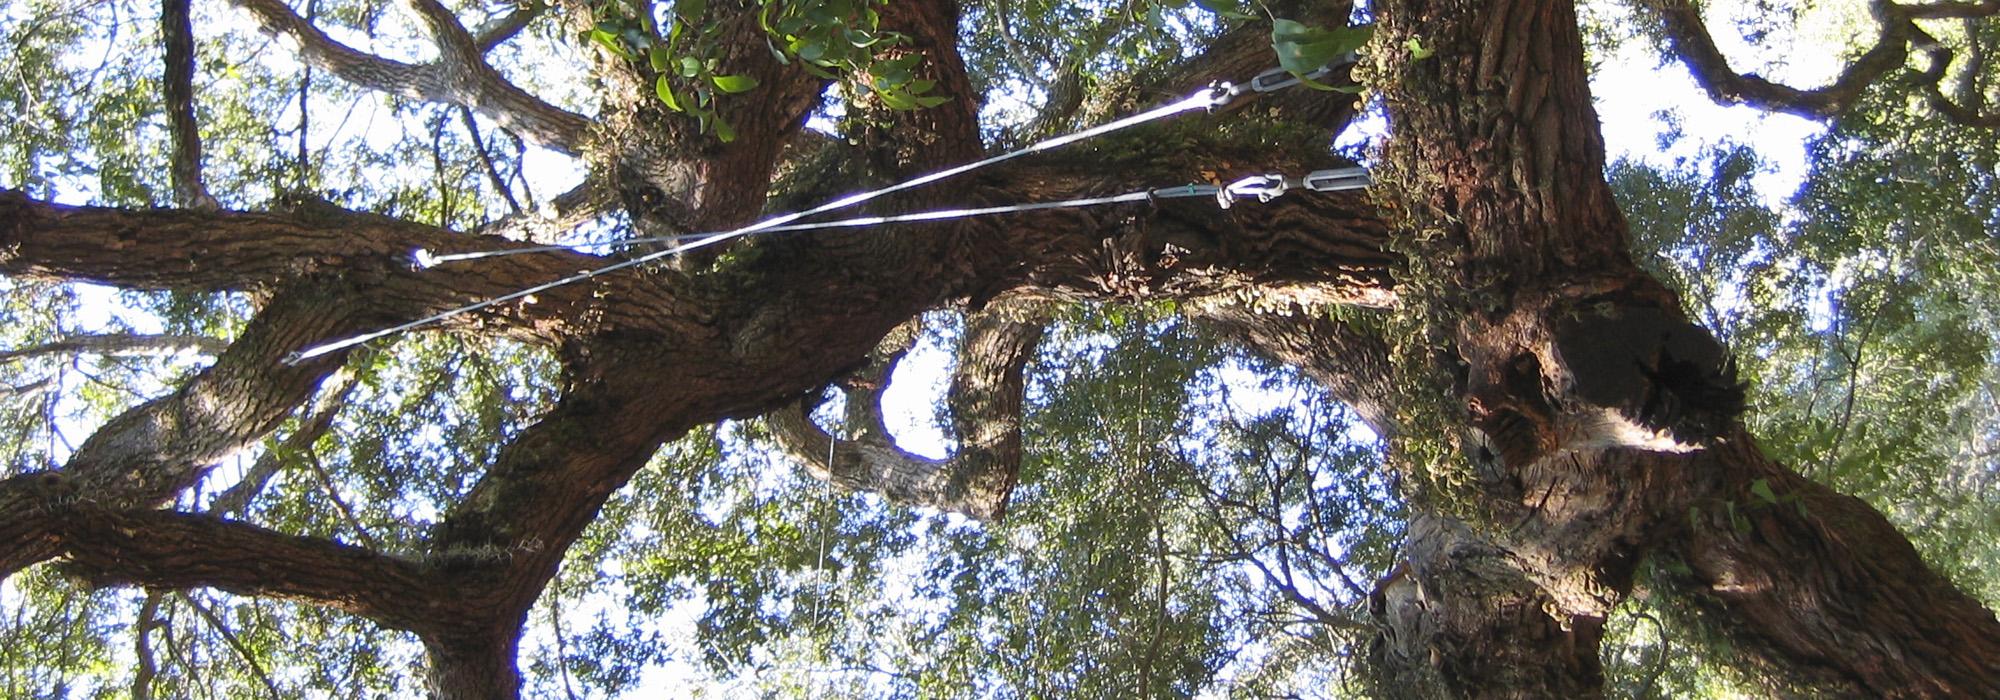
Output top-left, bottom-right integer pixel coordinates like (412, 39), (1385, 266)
(6, 0), (1999, 696)
(423, 631), (524, 700)
(1363, 0), (2000, 695)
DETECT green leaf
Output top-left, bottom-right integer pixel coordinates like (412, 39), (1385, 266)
(792, 35), (827, 63)
(800, 62), (838, 79)
(714, 117), (737, 143)
(648, 48), (672, 73)
(655, 76), (682, 112)
(676, 0), (706, 19)
(1192, 0), (1253, 19)
(711, 74), (759, 93)
(588, 28), (632, 59)
(876, 88), (915, 110)
(1406, 36), (1435, 60)
(1270, 20), (1371, 76)
(912, 94), (950, 108)
(1750, 478), (1778, 505)
(678, 56), (702, 77)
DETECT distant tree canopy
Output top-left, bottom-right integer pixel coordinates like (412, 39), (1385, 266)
(0, 0), (1996, 697)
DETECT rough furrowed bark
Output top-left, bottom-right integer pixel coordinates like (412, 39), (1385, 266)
(1363, 0), (2000, 694)
(45, 504), (440, 632)
(162, 0), (216, 210)
(1665, 432), (2000, 696)
(423, 631), (525, 700)
(15, 0), (1997, 694)
(1369, 515), (1608, 699)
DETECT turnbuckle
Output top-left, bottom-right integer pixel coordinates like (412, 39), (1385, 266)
(1302, 166), (1371, 192)
(1245, 52), (1361, 93)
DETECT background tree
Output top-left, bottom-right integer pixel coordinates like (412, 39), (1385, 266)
(1, 0), (1997, 697)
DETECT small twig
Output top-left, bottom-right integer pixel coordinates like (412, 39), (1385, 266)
(180, 592), (285, 699)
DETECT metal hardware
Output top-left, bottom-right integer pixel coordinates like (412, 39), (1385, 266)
(1303, 166), (1371, 192)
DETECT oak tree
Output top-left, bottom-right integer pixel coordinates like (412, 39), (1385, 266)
(2, 0), (1997, 696)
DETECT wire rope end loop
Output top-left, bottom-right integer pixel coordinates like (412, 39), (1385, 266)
(412, 248), (441, 269)
(1201, 81), (1242, 111)
(1218, 173), (1291, 209)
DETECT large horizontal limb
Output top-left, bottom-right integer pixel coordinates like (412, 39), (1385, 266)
(0, 333), (227, 364)
(0, 192), (696, 343)
(42, 498), (441, 633)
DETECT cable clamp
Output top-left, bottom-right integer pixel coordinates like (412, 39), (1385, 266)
(1218, 173), (1291, 209)
(1302, 166), (1371, 192)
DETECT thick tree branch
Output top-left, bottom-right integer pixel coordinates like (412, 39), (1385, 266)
(1640, 0), (2000, 126)
(46, 503), (438, 632)
(472, 178), (616, 243)
(0, 286), (363, 578)
(229, 0), (590, 154)
(0, 192), (687, 344)
(1368, 516), (1607, 697)
(471, 3), (544, 53)
(0, 333), (228, 364)
(768, 298), (1051, 521)
(1663, 431), (2000, 696)
(1909, 17), (2000, 126)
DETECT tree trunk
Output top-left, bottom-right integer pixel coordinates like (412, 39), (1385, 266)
(1370, 516), (1606, 698)
(424, 632), (524, 700)
(1364, 0), (2000, 694)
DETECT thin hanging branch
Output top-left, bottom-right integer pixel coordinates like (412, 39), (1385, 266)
(470, 2), (545, 52)
(179, 592), (285, 699)
(460, 107), (524, 214)
(130, 591), (164, 700)
(302, 445), (381, 550)
(161, 0), (217, 210)
(209, 369), (359, 518)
